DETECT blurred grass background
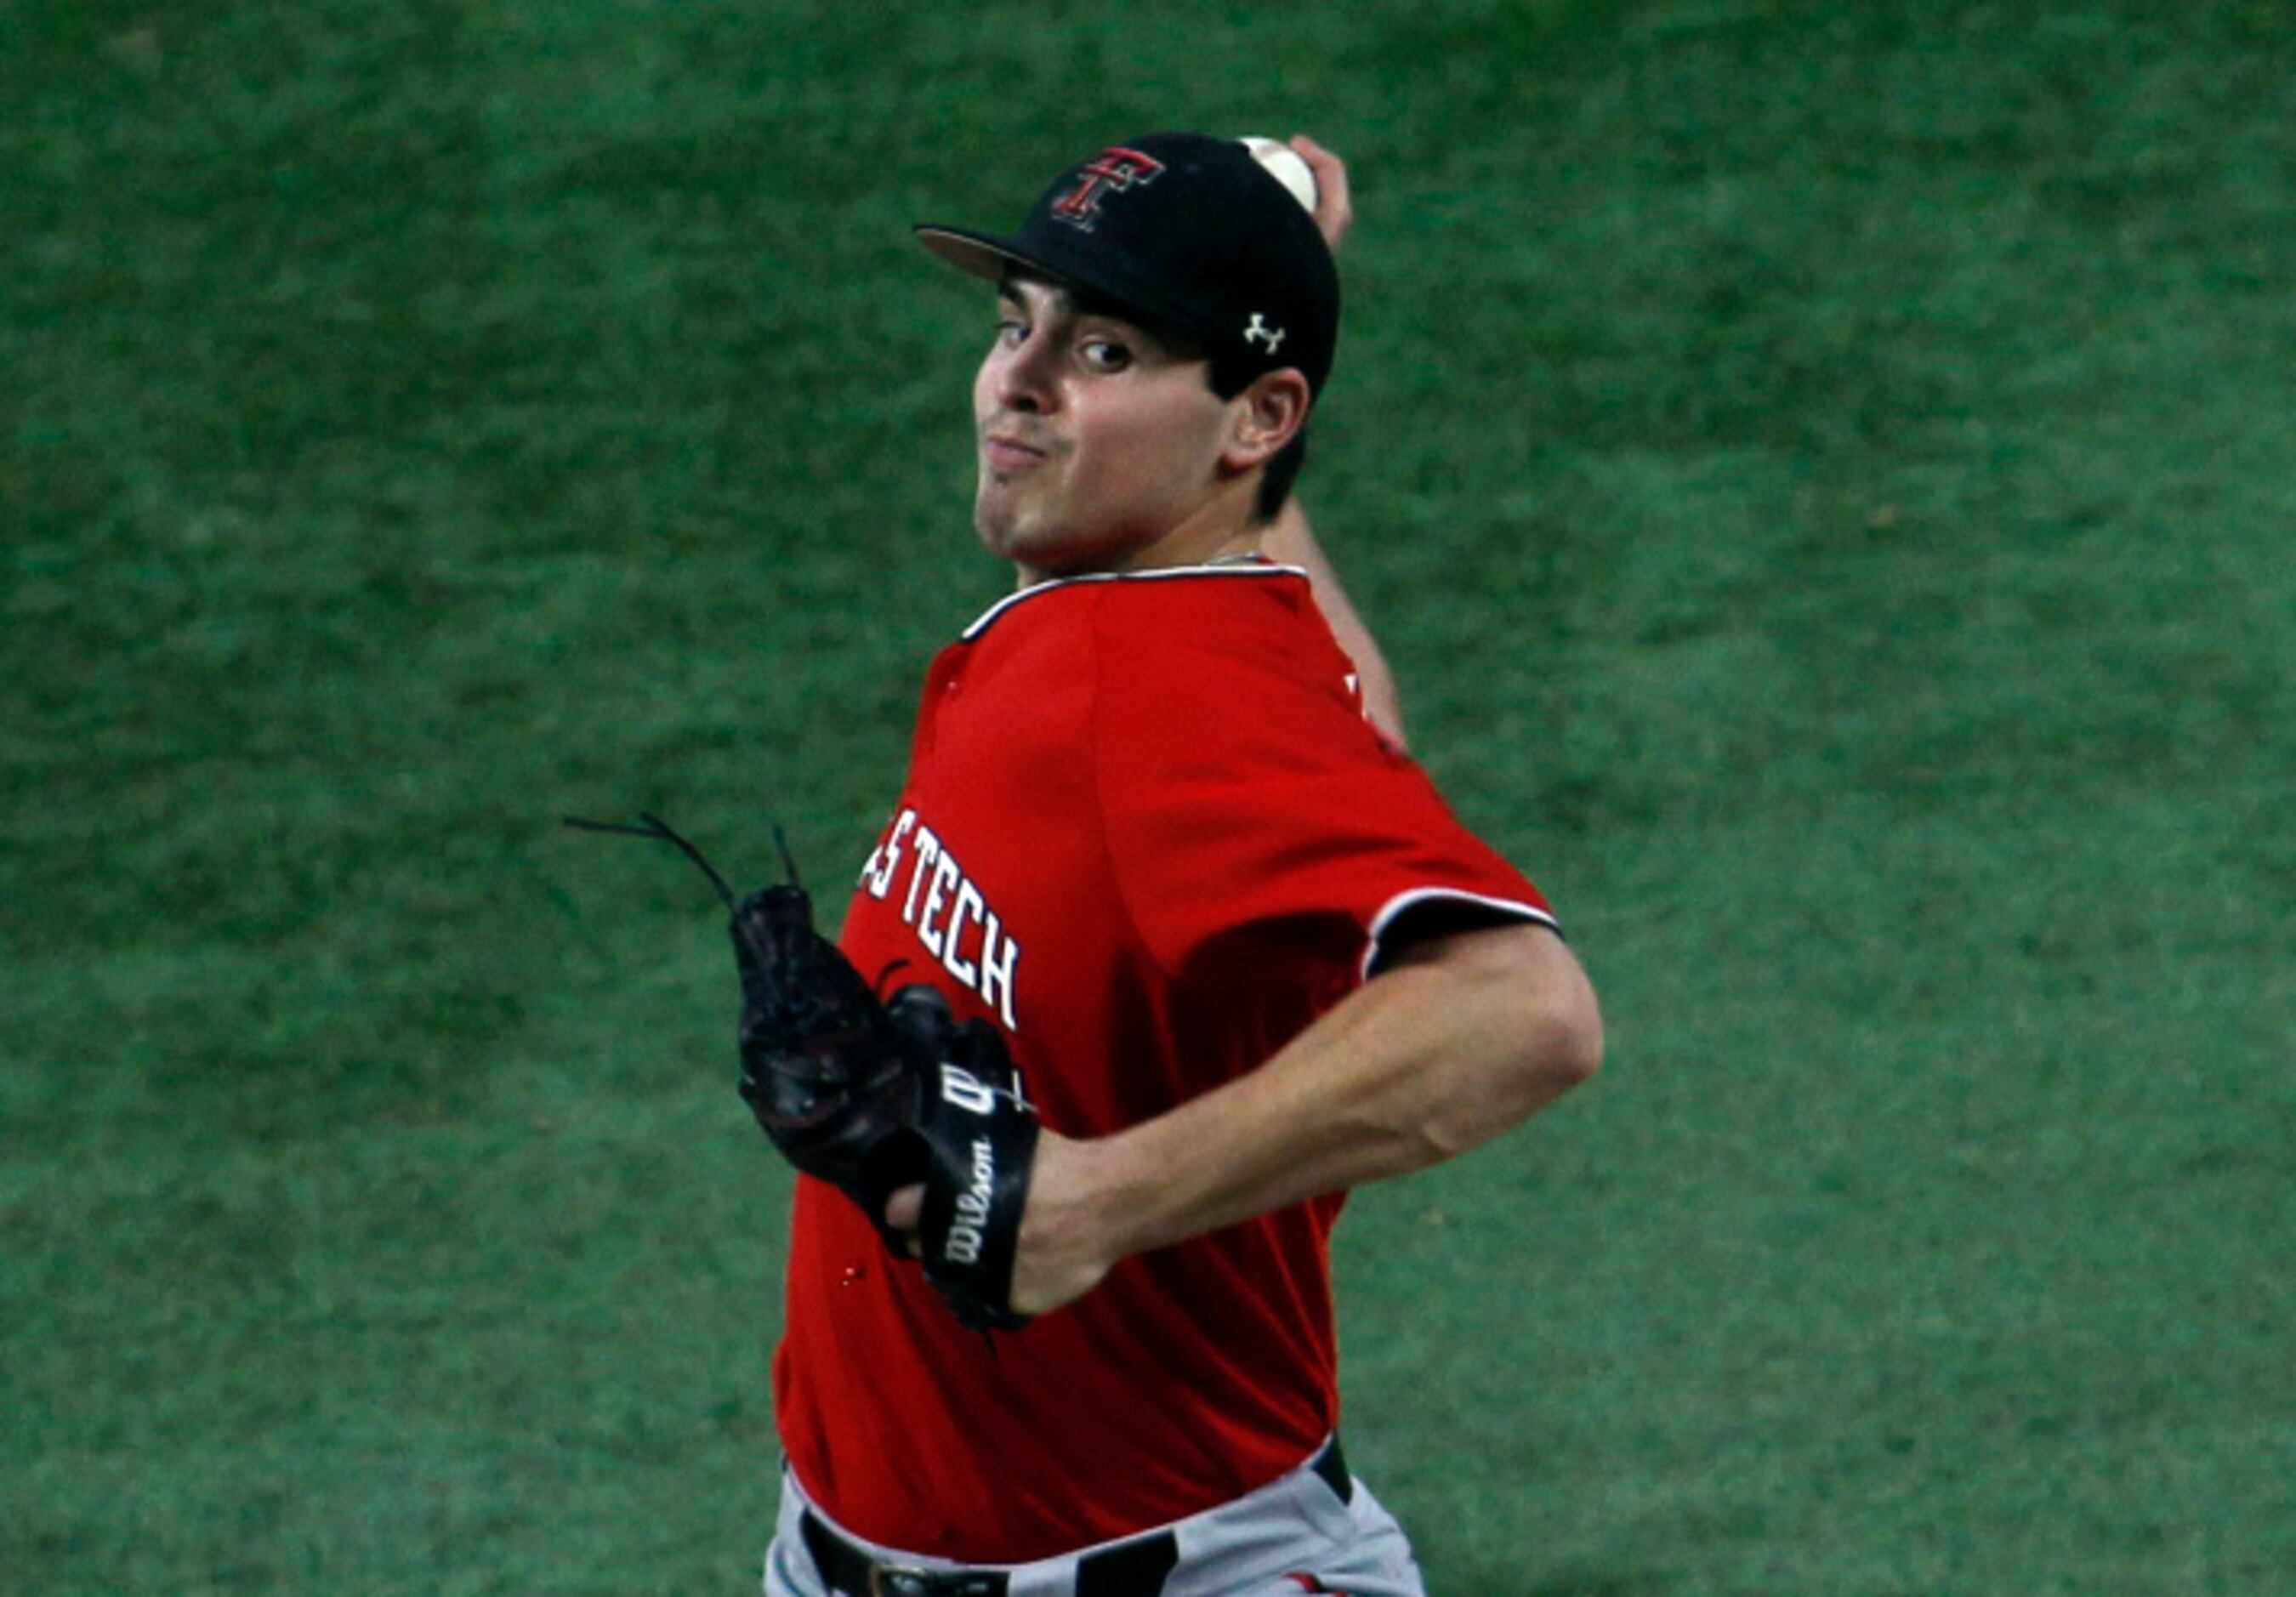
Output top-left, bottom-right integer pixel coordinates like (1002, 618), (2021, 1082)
(4, 2), (2292, 1592)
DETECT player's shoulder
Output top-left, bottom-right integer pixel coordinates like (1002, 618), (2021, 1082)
(1070, 565), (1395, 771)
(1117, 565), (1355, 702)
(1091, 563), (1336, 673)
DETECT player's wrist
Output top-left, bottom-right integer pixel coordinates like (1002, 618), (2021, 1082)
(1009, 1129), (1140, 1313)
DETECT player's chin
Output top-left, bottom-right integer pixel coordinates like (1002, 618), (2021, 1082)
(971, 501), (1032, 563)
(973, 494), (1067, 565)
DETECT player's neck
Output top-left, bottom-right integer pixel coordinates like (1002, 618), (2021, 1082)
(1116, 507), (1265, 576)
(1014, 478), (1265, 588)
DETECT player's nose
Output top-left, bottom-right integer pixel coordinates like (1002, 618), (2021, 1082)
(989, 329), (1058, 414)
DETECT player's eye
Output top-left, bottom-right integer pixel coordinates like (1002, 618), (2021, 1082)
(1078, 338), (1132, 373)
(993, 316), (1028, 348)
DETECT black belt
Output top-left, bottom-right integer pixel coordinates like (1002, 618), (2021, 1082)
(1311, 1433), (1355, 1505)
(799, 1436), (1351, 1597)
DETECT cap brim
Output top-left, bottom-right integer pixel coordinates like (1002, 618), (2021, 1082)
(912, 223), (1216, 352)
(915, 225), (1054, 288)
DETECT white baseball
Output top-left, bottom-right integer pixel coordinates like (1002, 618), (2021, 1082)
(1239, 136), (1318, 215)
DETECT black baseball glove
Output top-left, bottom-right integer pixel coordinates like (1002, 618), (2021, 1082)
(565, 813), (926, 1249)
(565, 813), (1041, 1331)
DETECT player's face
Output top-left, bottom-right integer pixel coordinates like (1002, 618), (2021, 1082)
(971, 276), (1237, 579)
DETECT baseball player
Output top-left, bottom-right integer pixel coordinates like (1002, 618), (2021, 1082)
(763, 132), (1603, 1596)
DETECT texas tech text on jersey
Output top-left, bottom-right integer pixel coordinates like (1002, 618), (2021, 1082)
(858, 806), (1022, 1031)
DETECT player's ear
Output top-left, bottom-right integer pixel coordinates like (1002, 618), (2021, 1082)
(1220, 369), (1311, 473)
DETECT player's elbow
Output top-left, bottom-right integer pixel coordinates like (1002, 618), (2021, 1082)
(1384, 921), (1602, 1162)
(1409, 957), (1599, 1164)
(1491, 925), (1603, 1107)
(1526, 975), (1604, 1092)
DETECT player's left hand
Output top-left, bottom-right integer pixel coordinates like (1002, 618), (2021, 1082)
(883, 1126), (1116, 1321)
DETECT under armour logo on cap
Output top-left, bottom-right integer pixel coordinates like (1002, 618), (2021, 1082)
(1244, 313), (1286, 353)
(1050, 147), (1167, 231)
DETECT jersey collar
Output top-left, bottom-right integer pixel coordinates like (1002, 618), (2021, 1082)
(960, 560), (1306, 642)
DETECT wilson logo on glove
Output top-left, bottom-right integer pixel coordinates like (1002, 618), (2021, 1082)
(943, 1137), (998, 1266)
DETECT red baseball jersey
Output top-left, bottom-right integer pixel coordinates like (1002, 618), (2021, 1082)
(774, 563), (1556, 1563)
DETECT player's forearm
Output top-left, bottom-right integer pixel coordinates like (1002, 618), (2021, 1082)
(1038, 924), (1600, 1275)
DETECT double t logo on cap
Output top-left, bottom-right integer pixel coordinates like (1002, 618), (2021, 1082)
(1050, 147), (1167, 231)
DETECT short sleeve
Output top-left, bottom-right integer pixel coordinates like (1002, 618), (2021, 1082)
(1090, 594), (1557, 983)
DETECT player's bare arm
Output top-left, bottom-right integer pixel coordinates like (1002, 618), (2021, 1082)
(891, 921), (1600, 1316)
(1259, 135), (1411, 746)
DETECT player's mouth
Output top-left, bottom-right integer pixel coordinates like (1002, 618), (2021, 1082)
(980, 431), (1049, 471)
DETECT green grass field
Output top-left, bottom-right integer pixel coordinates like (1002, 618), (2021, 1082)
(6, 3), (2292, 1591)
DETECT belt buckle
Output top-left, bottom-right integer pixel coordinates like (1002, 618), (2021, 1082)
(867, 1567), (939, 1597)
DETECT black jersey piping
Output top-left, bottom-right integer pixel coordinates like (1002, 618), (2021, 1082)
(1360, 888), (1562, 981)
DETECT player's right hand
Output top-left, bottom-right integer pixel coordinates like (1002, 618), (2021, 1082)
(1288, 135), (1353, 254)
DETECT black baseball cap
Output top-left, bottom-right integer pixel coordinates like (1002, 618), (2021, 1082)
(916, 131), (1340, 396)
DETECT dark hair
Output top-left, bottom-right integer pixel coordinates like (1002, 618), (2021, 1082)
(1208, 351), (1310, 525)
